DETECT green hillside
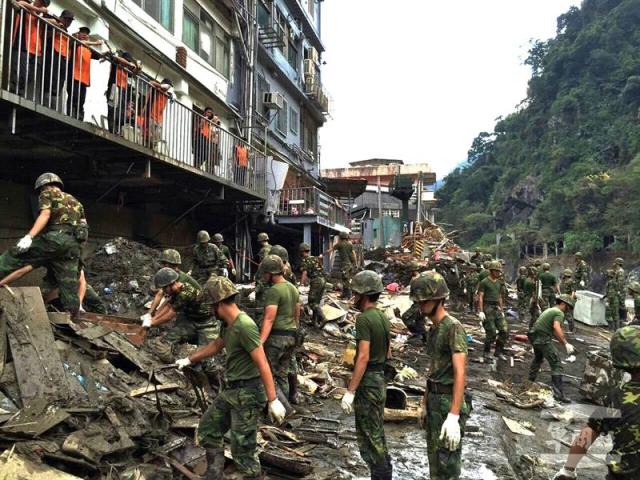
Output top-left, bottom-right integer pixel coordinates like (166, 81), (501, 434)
(438, 0), (640, 257)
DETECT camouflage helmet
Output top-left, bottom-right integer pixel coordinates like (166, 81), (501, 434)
(628, 281), (640, 294)
(202, 276), (239, 305)
(339, 232), (349, 240)
(257, 232), (269, 242)
(575, 252), (583, 258)
(469, 263), (478, 271)
(213, 233), (224, 243)
(299, 242), (311, 252)
(410, 271), (450, 302)
(607, 269), (615, 277)
(351, 270), (383, 295)
(34, 172), (63, 190)
(610, 325), (640, 371)
(556, 293), (575, 309)
(482, 260), (491, 270)
(154, 267), (179, 288)
(534, 259), (542, 266)
(542, 262), (551, 271)
(197, 230), (210, 243)
(261, 254), (284, 275)
(615, 257), (624, 266)
(409, 261), (420, 271)
(518, 266), (527, 274)
(489, 260), (503, 272)
(269, 245), (289, 262)
(562, 268), (573, 277)
(160, 249), (182, 266)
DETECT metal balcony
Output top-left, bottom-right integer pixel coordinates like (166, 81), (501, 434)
(277, 186), (349, 232)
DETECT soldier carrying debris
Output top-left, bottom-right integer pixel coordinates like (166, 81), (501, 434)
(477, 261), (509, 360)
(328, 231), (357, 299)
(605, 269), (621, 331)
(340, 270), (393, 480)
(553, 325), (640, 480)
(560, 268), (577, 333)
(0, 173), (87, 314)
(212, 233), (236, 279)
(299, 242), (327, 327)
(411, 271), (471, 480)
(527, 294), (575, 403)
(192, 230), (221, 284)
(574, 252), (589, 288)
(174, 276), (286, 479)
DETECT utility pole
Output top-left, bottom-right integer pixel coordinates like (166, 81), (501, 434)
(377, 175), (385, 248)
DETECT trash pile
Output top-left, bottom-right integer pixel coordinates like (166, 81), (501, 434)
(85, 238), (160, 316)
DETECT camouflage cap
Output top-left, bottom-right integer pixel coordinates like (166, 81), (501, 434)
(518, 266), (527, 274)
(202, 276), (239, 305)
(410, 271), (450, 302)
(261, 254), (284, 275)
(213, 233), (223, 243)
(615, 257), (624, 266)
(35, 172), (63, 190)
(489, 260), (503, 272)
(563, 268), (573, 277)
(197, 230), (210, 243)
(154, 267), (179, 288)
(534, 259), (542, 266)
(409, 261), (420, 271)
(351, 270), (383, 295)
(469, 263), (478, 271)
(300, 242), (311, 252)
(257, 232), (269, 242)
(542, 262), (551, 270)
(269, 245), (290, 263)
(610, 325), (640, 371)
(160, 249), (182, 266)
(556, 293), (575, 309)
(339, 232), (349, 239)
(628, 281), (640, 294)
(575, 252), (583, 258)
(482, 260), (491, 270)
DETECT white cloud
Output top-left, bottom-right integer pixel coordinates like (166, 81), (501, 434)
(320, 0), (581, 180)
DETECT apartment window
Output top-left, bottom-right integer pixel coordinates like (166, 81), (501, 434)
(290, 107), (299, 134)
(307, 0), (315, 19)
(133, 0), (174, 32)
(257, 75), (270, 116)
(288, 41), (299, 71)
(181, 4), (230, 78)
(274, 8), (287, 53)
(276, 99), (288, 134)
(257, 0), (270, 29)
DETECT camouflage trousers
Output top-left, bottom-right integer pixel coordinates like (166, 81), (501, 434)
(197, 382), (267, 477)
(264, 333), (296, 397)
(354, 371), (391, 471)
(529, 299), (541, 329)
(565, 310), (575, 332)
(539, 289), (556, 311)
(402, 303), (425, 337)
(482, 303), (509, 347)
(165, 316), (220, 347)
(339, 263), (353, 296)
(308, 276), (326, 309)
(425, 392), (470, 480)
(254, 278), (269, 308)
(193, 267), (216, 285)
(0, 230), (80, 311)
(528, 335), (562, 378)
(517, 293), (527, 320)
(467, 290), (476, 312)
(41, 269), (106, 314)
(607, 297), (621, 331)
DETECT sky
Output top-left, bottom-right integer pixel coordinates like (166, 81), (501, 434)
(319, 0), (581, 181)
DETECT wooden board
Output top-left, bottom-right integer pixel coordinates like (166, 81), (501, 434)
(77, 312), (147, 347)
(1, 287), (71, 406)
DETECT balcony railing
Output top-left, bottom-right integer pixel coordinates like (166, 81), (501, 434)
(1, 2), (267, 197)
(278, 186), (349, 229)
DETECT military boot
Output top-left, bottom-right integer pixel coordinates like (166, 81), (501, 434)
(204, 448), (225, 480)
(483, 342), (492, 360)
(288, 372), (299, 405)
(551, 375), (571, 403)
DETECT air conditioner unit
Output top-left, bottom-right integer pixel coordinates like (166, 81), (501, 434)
(263, 92), (284, 110)
(304, 77), (316, 94)
(303, 59), (315, 76)
(309, 46), (319, 65)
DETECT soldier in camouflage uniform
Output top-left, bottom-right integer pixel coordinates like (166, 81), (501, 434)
(476, 260), (491, 284)
(253, 232), (272, 308)
(614, 257), (627, 327)
(174, 276), (286, 479)
(553, 325), (640, 480)
(470, 248), (483, 268)
(560, 268), (576, 333)
(192, 230), (221, 284)
(538, 263), (559, 310)
(574, 252), (589, 288)
(330, 231), (356, 299)
(464, 264), (479, 313)
(628, 282), (640, 326)
(524, 267), (539, 327)
(269, 245), (296, 284)
(528, 294), (576, 403)
(340, 271), (392, 480)
(299, 242), (327, 327)
(605, 269), (621, 331)
(144, 268), (219, 347)
(516, 266), (528, 320)
(0, 173), (86, 313)
(399, 261), (427, 342)
(212, 233), (235, 279)
(477, 261), (509, 359)
(411, 271), (471, 480)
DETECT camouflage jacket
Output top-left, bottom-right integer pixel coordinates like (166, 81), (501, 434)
(258, 244), (272, 263)
(516, 274), (527, 294)
(574, 260), (589, 283)
(614, 268), (627, 297)
(39, 188), (86, 226)
(171, 282), (210, 324)
(464, 272), (479, 291)
(193, 243), (220, 269)
(300, 255), (323, 280)
(425, 314), (468, 385)
(284, 263), (297, 285)
(606, 279), (618, 300)
(216, 244), (231, 269)
(560, 278), (575, 295)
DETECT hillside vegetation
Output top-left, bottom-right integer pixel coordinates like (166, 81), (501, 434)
(438, 0), (640, 256)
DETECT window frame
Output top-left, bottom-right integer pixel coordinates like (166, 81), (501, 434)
(289, 106), (299, 134)
(133, 0), (175, 33)
(276, 99), (288, 135)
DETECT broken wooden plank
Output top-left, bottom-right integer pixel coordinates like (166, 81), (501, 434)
(383, 407), (420, 422)
(0, 398), (69, 436)
(129, 383), (180, 397)
(0, 450), (83, 479)
(76, 324), (112, 341)
(77, 312), (147, 347)
(48, 312), (72, 325)
(259, 449), (314, 476)
(1, 287), (71, 405)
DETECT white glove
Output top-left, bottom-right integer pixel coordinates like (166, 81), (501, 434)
(565, 343), (575, 355)
(231, 268), (237, 277)
(222, 268), (229, 277)
(478, 312), (486, 321)
(580, 281), (585, 288)
(341, 391), (355, 414)
(269, 399), (287, 424)
(418, 406), (427, 429)
(553, 467), (577, 480)
(78, 306), (86, 313)
(175, 357), (191, 370)
(439, 413), (461, 450)
(16, 235), (32, 253)
(140, 313), (152, 328)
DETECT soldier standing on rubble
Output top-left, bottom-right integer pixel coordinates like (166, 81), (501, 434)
(329, 231), (357, 299)
(145, 267), (219, 346)
(269, 245), (296, 284)
(397, 261), (427, 343)
(253, 232), (272, 308)
(341, 270), (392, 480)
(470, 248), (483, 268)
(538, 263), (559, 310)
(256, 232), (271, 262)
(0, 173), (86, 314)
(192, 230), (221, 284)
(614, 257), (627, 326)
(527, 294), (575, 403)
(213, 233), (235, 279)
(553, 325), (640, 480)
(477, 261), (509, 360)
(574, 252), (589, 288)
(299, 242), (327, 327)
(525, 267), (539, 327)
(628, 282), (640, 326)
(477, 260), (491, 284)
(605, 269), (621, 331)
(174, 276), (286, 479)
(260, 255), (300, 401)
(411, 271), (471, 479)
(463, 264), (479, 313)
(560, 269), (576, 333)
(516, 266), (528, 320)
